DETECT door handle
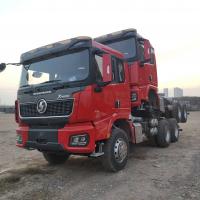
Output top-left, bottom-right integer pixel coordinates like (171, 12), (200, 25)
(149, 75), (153, 82)
(115, 100), (120, 108)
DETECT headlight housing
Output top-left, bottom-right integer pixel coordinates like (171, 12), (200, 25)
(69, 134), (89, 147)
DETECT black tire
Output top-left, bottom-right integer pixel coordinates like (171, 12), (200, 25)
(172, 102), (182, 123)
(43, 152), (70, 165)
(168, 118), (179, 142)
(180, 104), (187, 123)
(101, 128), (129, 172)
(155, 119), (171, 147)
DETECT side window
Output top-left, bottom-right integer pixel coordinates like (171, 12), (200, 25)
(150, 47), (155, 64)
(116, 59), (125, 83)
(112, 57), (125, 83)
(138, 40), (145, 62)
(111, 57), (116, 82)
(138, 40), (155, 65)
(94, 55), (103, 81)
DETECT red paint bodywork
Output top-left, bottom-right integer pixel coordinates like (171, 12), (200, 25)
(128, 45), (158, 107)
(16, 41), (133, 154)
(16, 40), (158, 154)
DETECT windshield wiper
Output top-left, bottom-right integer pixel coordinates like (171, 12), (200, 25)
(41, 79), (62, 84)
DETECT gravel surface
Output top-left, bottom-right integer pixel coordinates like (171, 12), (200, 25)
(0, 112), (200, 200)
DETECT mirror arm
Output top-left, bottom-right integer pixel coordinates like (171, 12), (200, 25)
(140, 58), (151, 66)
(0, 62), (22, 72)
(0, 62), (21, 67)
(97, 81), (111, 87)
(6, 62), (21, 66)
(94, 81), (111, 93)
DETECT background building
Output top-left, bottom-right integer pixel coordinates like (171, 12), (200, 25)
(174, 87), (183, 97)
(163, 88), (169, 98)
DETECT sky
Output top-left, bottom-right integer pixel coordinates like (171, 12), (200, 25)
(0, 0), (200, 105)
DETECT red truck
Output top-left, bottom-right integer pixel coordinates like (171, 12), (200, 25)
(0, 29), (187, 172)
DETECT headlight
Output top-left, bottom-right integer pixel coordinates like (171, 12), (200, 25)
(131, 92), (138, 102)
(69, 134), (89, 147)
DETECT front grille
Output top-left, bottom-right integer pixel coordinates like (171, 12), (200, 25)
(20, 99), (73, 118)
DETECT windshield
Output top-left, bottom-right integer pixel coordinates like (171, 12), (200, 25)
(106, 38), (136, 59)
(20, 49), (89, 87)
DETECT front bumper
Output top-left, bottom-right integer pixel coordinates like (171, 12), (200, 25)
(16, 122), (96, 154)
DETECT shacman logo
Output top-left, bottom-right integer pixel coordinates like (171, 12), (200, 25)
(57, 94), (71, 100)
(37, 99), (47, 114)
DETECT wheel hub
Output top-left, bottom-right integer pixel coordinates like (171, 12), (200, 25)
(175, 127), (179, 138)
(178, 108), (182, 120)
(184, 109), (187, 119)
(114, 138), (128, 163)
(165, 130), (171, 143)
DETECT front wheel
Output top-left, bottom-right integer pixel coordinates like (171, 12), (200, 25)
(43, 152), (70, 165)
(101, 128), (129, 172)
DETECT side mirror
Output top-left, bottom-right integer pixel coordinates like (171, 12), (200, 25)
(102, 54), (112, 83)
(0, 63), (6, 72)
(144, 40), (151, 61)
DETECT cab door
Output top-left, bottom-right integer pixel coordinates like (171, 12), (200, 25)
(92, 54), (116, 121)
(92, 53), (131, 140)
(111, 57), (130, 114)
(137, 39), (158, 87)
(146, 46), (158, 87)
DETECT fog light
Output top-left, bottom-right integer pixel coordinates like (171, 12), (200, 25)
(16, 134), (22, 144)
(70, 134), (89, 147)
(131, 92), (138, 102)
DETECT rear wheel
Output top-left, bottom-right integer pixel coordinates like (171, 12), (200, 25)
(181, 104), (187, 123)
(172, 102), (182, 123)
(155, 119), (171, 147)
(43, 152), (70, 165)
(101, 128), (129, 172)
(168, 118), (179, 142)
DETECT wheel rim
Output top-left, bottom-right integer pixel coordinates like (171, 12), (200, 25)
(114, 138), (128, 163)
(165, 130), (171, 143)
(184, 109), (187, 119)
(178, 108), (182, 120)
(175, 127), (179, 138)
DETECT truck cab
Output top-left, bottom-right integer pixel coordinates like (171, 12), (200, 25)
(95, 29), (159, 112)
(15, 37), (134, 170)
(0, 31), (187, 172)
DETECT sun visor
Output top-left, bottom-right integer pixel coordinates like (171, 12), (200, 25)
(94, 29), (138, 44)
(20, 36), (92, 64)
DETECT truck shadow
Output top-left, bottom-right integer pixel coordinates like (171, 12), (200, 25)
(58, 141), (158, 172)
(0, 141), (160, 188)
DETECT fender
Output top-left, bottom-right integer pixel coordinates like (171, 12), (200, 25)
(94, 112), (134, 141)
(139, 85), (158, 102)
(131, 85), (158, 107)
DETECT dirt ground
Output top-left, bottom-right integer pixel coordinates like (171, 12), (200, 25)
(0, 112), (200, 200)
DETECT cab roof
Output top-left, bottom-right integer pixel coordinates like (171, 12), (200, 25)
(20, 36), (92, 64)
(20, 36), (125, 64)
(94, 28), (144, 44)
